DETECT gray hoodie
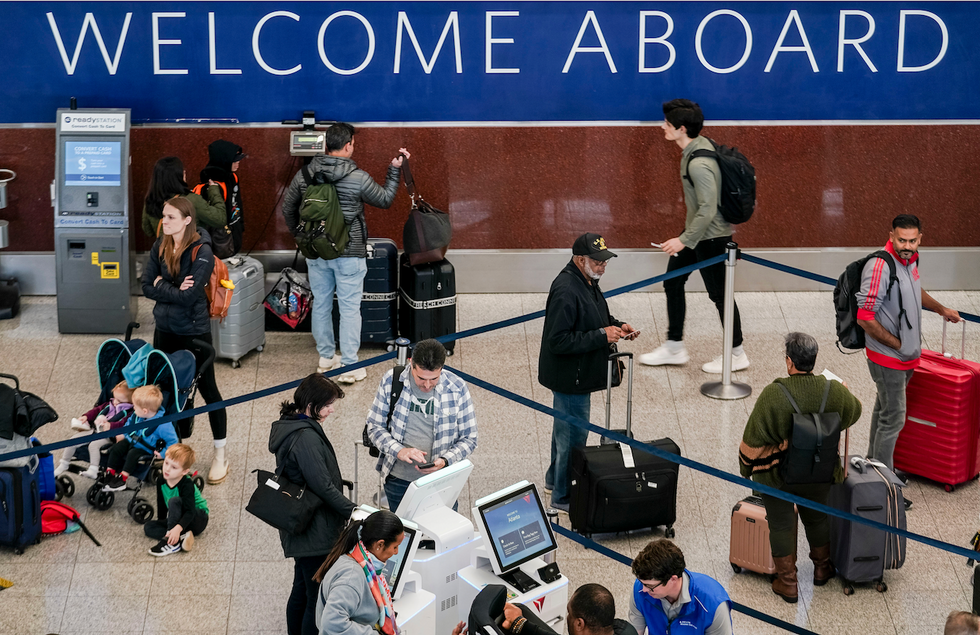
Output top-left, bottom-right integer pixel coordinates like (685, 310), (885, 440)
(281, 155), (400, 259)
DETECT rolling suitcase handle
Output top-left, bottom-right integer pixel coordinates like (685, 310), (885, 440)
(603, 352), (633, 444)
(941, 319), (967, 360)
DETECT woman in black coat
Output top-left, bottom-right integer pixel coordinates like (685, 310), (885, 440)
(269, 373), (356, 635)
(141, 196), (229, 484)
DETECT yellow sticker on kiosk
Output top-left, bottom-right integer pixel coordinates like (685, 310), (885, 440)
(91, 252), (99, 265)
(100, 262), (119, 279)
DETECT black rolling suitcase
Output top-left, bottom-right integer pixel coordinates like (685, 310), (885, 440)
(398, 254), (456, 353)
(333, 238), (398, 344)
(569, 352), (680, 537)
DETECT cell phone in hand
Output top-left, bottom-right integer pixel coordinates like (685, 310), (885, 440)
(625, 329), (642, 340)
(417, 461), (436, 470)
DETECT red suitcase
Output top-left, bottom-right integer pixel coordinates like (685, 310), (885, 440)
(894, 322), (980, 491)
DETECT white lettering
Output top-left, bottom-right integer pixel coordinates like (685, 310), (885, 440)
(639, 11), (675, 73)
(838, 11), (877, 73)
(394, 11), (462, 74)
(152, 12), (187, 75)
(46, 12), (132, 76)
(898, 10), (948, 72)
(209, 12), (242, 75)
(318, 11), (375, 75)
(696, 10), (752, 74)
(562, 11), (617, 74)
(252, 12), (302, 76)
(486, 11), (519, 74)
(765, 10), (819, 73)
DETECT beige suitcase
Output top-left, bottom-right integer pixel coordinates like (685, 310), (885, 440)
(729, 495), (796, 576)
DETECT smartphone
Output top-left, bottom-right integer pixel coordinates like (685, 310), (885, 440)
(626, 328), (642, 339)
(652, 242), (679, 257)
(417, 461), (436, 470)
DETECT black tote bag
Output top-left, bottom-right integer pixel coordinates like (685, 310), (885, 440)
(246, 432), (323, 535)
(401, 158), (452, 266)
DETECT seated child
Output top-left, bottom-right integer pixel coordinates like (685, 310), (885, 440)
(102, 385), (177, 492)
(55, 380), (134, 479)
(146, 443), (209, 557)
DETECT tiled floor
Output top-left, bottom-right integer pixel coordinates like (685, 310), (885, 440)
(2, 290), (979, 635)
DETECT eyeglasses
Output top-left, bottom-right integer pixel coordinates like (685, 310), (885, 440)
(641, 579), (667, 593)
(587, 257), (608, 268)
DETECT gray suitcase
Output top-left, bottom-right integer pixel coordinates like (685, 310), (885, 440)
(828, 456), (906, 595)
(211, 255), (266, 368)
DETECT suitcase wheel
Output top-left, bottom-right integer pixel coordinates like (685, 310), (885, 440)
(231, 360), (241, 369)
(256, 345), (264, 352)
(665, 526), (676, 538)
(841, 580), (855, 596)
(731, 563), (742, 574)
(875, 580), (888, 593)
(945, 483), (955, 493)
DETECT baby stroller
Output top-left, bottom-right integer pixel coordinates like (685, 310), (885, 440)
(60, 323), (211, 524)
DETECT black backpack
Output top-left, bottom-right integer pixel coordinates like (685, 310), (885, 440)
(833, 251), (908, 352)
(361, 366), (406, 458)
(777, 381), (841, 485)
(685, 138), (756, 224)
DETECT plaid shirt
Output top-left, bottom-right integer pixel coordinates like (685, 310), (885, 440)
(366, 366), (478, 480)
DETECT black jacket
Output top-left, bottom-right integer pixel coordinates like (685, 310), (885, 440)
(141, 229), (215, 336)
(269, 415), (356, 559)
(538, 260), (623, 395)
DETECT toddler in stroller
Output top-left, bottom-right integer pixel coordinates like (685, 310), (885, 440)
(100, 385), (176, 492)
(54, 380), (134, 479)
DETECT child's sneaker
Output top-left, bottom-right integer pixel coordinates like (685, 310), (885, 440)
(180, 531), (195, 552)
(148, 539), (181, 557)
(80, 466), (99, 479)
(70, 418), (90, 432)
(102, 474), (126, 492)
(53, 460), (71, 477)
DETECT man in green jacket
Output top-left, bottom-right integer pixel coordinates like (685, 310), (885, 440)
(738, 332), (862, 604)
(641, 99), (748, 374)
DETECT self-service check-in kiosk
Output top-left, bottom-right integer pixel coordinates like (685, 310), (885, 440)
(54, 108), (136, 333)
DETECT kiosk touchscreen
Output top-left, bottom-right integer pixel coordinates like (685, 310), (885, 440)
(395, 459), (473, 519)
(472, 481), (557, 593)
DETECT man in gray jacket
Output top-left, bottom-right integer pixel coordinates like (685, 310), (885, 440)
(282, 123), (409, 383)
(640, 99), (748, 374)
(856, 214), (959, 510)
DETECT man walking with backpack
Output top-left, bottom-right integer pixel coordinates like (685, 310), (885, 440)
(640, 99), (750, 374)
(739, 332), (863, 603)
(282, 123), (409, 383)
(855, 214), (960, 508)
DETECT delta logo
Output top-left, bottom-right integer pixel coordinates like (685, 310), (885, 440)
(532, 597), (546, 612)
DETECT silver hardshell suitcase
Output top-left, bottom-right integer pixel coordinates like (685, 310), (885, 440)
(211, 255), (265, 368)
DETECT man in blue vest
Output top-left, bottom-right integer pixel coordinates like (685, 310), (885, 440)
(629, 539), (732, 635)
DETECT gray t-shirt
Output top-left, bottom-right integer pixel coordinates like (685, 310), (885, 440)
(389, 371), (436, 482)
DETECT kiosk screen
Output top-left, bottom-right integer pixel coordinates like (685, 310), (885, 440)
(65, 141), (121, 187)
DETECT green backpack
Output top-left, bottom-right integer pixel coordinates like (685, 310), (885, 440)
(295, 165), (348, 260)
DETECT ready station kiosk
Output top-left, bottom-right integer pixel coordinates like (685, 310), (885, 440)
(53, 108), (136, 333)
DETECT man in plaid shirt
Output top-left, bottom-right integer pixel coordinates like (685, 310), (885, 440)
(366, 339), (478, 512)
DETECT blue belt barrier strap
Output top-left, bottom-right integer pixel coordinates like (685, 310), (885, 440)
(551, 524), (819, 635)
(450, 366), (980, 563)
(742, 252), (980, 324)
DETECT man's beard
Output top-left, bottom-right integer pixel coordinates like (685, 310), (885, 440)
(584, 260), (602, 280)
(898, 248), (916, 259)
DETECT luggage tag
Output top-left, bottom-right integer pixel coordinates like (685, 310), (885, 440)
(265, 478), (281, 491)
(620, 442), (635, 469)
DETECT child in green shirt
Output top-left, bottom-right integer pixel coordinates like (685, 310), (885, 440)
(146, 443), (209, 557)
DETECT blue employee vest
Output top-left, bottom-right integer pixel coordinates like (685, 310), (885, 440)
(633, 570), (731, 634)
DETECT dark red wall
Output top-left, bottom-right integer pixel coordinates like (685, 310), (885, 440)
(2, 125), (977, 252)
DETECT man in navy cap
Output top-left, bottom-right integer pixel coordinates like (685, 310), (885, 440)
(538, 233), (639, 511)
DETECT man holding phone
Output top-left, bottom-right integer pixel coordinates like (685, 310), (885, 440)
(366, 339), (479, 512)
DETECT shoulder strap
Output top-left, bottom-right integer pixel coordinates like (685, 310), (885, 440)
(276, 429), (306, 478)
(301, 164), (313, 186)
(874, 251), (911, 330)
(684, 148), (718, 183)
(775, 383), (803, 415)
(818, 378), (832, 413)
(385, 366), (406, 430)
(192, 244), (201, 260)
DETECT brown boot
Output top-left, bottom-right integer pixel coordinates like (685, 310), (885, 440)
(771, 554), (798, 603)
(810, 544), (835, 586)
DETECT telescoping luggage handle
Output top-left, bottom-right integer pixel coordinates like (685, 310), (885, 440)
(605, 351), (633, 438)
(941, 319), (967, 360)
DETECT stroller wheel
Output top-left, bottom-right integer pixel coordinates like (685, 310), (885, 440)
(132, 502), (154, 525)
(193, 475), (206, 492)
(127, 496), (139, 515)
(57, 475), (75, 498)
(95, 490), (115, 511)
(86, 483), (101, 506)
(149, 466), (163, 485)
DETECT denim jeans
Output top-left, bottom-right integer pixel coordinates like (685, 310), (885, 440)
(307, 257), (368, 366)
(545, 391), (591, 506)
(866, 359), (915, 471)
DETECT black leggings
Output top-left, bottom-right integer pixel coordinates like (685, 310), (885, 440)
(663, 235), (743, 347)
(287, 554), (327, 635)
(144, 497), (209, 539)
(105, 439), (152, 475)
(153, 329), (227, 440)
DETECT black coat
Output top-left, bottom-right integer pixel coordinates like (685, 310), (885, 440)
(538, 260), (623, 395)
(141, 229), (214, 336)
(269, 415), (356, 559)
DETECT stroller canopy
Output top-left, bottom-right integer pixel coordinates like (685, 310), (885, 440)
(144, 349), (197, 417)
(95, 338), (148, 403)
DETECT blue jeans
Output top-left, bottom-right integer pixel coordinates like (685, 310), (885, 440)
(307, 257), (368, 365)
(385, 475), (458, 515)
(546, 392), (591, 506)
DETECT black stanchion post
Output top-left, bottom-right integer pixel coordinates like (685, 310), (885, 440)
(974, 565), (980, 614)
(701, 242), (751, 400)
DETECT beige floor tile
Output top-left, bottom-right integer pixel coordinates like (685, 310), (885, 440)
(61, 594), (149, 632)
(0, 595), (68, 635)
(68, 561), (153, 596)
(143, 593), (231, 631)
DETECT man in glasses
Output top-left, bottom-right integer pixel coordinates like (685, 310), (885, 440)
(538, 233), (639, 512)
(629, 539), (732, 635)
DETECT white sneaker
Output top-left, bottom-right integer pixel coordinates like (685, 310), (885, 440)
(53, 461), (71, 477)
(70, 418), (90, 432)
(317, 355), (342, 373)
(701, 352), (750, 374)
(337, 367), (367, 384)
(639, 344), (690, 367)
(80, 466), (99, 479)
